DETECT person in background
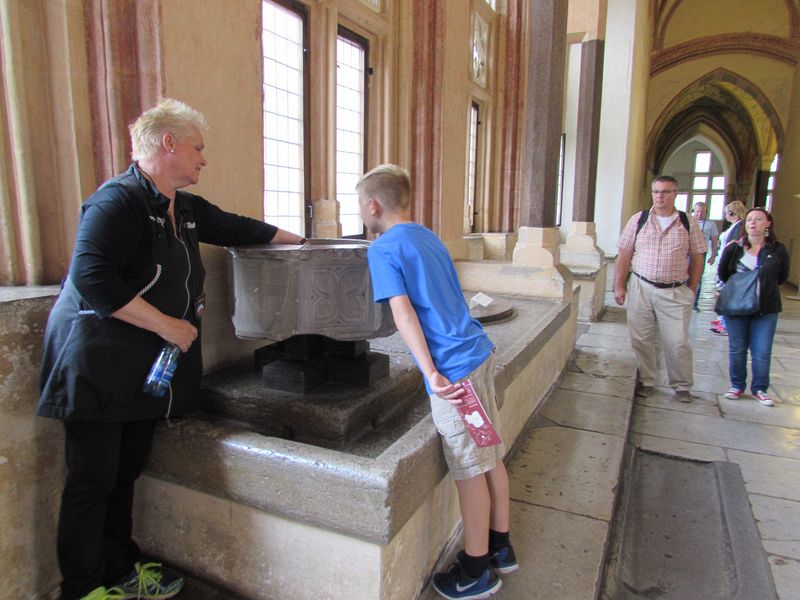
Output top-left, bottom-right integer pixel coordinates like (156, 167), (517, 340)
(691, 201), (719, 311)
(38, 99), (305, 600)
(359, 164), (516, 600)
(711, 200), (747, 335)
(718, 207), (789, 406)
(614, 175), (707, 403)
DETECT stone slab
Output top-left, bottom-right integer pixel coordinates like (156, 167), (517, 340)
(559, 371), (633, 399)
(576, 332), (631, 350)
(604, 453), (777, 600)
(540, 388), (632, 437)
(721, 396), (800, 428)
(635, 388), (721, 417)
(767, 556), (800, 600)
(420, 502), (608, 600)
(631, 406), (800, 459)
(507, 426), (624, 521)
(728, 450), (800, 501)
(629, 433), (727, 462)
(572, 347), (638, 378)
(749, 494), (800, 560)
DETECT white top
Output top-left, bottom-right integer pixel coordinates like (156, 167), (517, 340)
(739, 252), (758, 271)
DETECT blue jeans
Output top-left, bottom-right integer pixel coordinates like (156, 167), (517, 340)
(726, 313), (779, 393)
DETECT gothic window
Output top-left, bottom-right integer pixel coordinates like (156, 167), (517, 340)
(336, 28), (369, 237)
(262, 0), (309, 235)
(765, 154), (779, 211)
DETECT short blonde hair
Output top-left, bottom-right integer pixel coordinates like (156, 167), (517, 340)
(725, 200), (747, 221)
(129, 98), (208, 161)
(356, 164), (411, 212)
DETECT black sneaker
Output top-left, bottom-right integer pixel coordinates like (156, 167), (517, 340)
(432, 561), (502, 600)
(489, 544), (519, 574)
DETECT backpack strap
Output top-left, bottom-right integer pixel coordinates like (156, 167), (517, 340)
(633, 208), (690, 250)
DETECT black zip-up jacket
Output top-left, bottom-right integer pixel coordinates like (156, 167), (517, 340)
(717, 240), (790, 316)
(38, 165), (278, 421)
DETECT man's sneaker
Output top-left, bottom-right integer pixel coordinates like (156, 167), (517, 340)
(81, 587), (126, 600)
(675, 390), (694, 403)
(754, 391), (775, 407)
(636, 385), (655, 398)
(724, 388), (744, 400)
(432, 561), (501, 600)
(710, 325), (728, 336)
(489, 544), (518, 574)
(115, 561), (184, 600)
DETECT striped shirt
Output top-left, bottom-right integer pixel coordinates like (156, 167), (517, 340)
(617, 210), (707, 284)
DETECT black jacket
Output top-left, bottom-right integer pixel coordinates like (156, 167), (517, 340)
(717, 240), (790, 316)
(38, 165), (278, 421)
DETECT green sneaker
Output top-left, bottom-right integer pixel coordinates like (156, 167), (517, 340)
(80, 586), (126, 600)
(114, 561), (184, 599)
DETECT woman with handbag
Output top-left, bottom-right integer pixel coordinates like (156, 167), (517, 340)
(717, 208), (790, 406)
(711, 200), (747, 335)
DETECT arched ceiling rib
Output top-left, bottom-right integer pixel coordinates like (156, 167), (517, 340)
(647, 70), (783, 188)
(650, 0), (800, 75)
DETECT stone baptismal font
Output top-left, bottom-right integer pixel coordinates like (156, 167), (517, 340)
(200, 239), (423, 450)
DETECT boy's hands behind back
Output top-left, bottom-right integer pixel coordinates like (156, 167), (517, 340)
(428, 370), (466, 404)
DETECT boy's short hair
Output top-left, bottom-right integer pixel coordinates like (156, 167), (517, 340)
(356, 164), (411, 212)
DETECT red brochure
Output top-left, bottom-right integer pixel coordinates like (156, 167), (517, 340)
(455, 379), (502, 447)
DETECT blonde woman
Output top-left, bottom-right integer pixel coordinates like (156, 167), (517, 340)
(711, 200), (747, 335)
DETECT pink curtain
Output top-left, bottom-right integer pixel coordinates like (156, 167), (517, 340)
(84, 0), (163, 186)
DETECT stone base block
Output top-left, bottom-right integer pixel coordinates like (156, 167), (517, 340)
(455, 260), (574, 301)
(262, 358), (329, 393)
(561, 261), (607, 322)
(328, 351), (390, 387)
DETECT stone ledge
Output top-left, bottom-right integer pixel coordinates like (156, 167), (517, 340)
(0, 285), (59, 303)
(144, 296), (572, 545)
(565, 265), (602, 278)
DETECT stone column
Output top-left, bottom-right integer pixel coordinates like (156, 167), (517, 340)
(561, 38), (607, 320)
(753, 169), (770, 207)
(572, 39), (604, 224)
(513, 0), (571, 295)
(512, 0), (569, 282)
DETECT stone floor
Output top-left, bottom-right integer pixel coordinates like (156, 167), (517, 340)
(178, 282), (800, 599)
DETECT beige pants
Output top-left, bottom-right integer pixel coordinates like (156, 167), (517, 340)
(627, 275), (694, 391)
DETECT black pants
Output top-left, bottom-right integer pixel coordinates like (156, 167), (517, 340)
(58, 419), (156, 600)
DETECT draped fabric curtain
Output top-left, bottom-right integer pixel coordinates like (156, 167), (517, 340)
(84, 0), (163, 185)
(0, 0), (161, 285)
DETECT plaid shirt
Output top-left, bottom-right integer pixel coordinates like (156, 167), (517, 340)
(617, 210), (707, 283)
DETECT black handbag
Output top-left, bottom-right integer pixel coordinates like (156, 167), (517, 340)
(715, 267), (760, 315)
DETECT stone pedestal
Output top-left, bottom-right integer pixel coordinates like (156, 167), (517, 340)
(455, 227), (572, 301)
(512, 226), (561, 267)
(560, 222), (606, 321)
(255, 335), (390, 393)
(312, 198), (342, 239)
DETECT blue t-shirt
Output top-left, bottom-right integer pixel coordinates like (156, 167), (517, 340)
(367, 223), (494, 392)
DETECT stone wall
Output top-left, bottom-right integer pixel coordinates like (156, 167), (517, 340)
(0, 289), (62, 600)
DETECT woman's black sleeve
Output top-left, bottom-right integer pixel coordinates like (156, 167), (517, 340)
(190, 195), (279, 246)
(68, 187), (145, 317)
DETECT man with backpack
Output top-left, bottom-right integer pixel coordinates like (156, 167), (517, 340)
(613, 176), (707, 402)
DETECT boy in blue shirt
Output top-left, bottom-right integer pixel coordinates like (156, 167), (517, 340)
(357, 164), (516, 600)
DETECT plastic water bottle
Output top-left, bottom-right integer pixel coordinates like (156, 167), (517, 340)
(143, 343), (181, 397)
